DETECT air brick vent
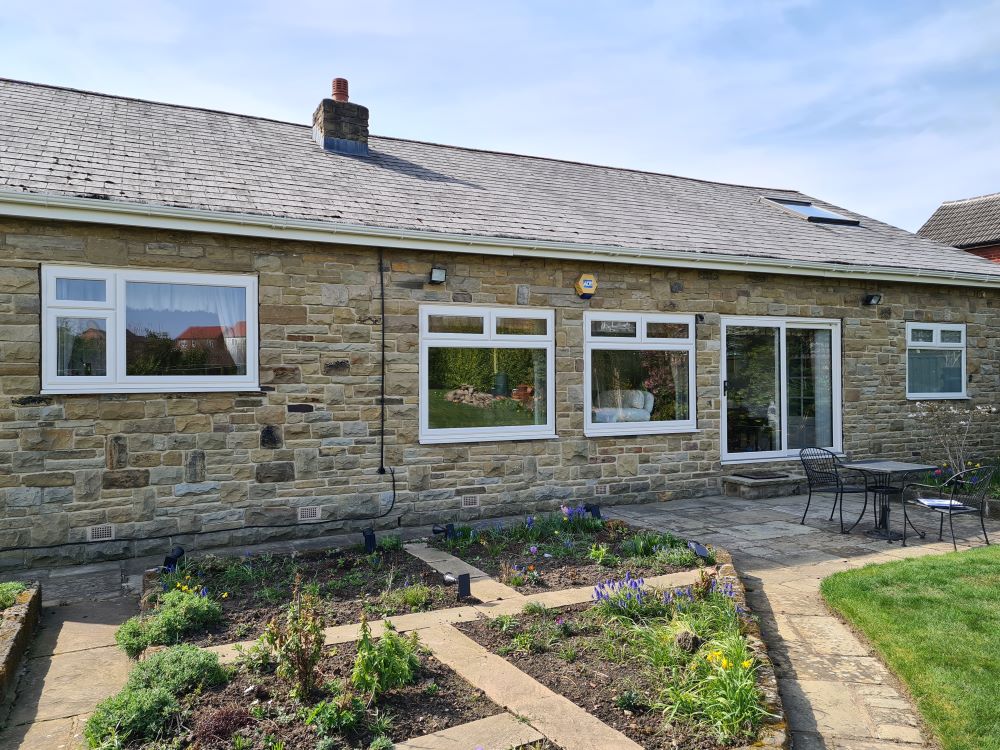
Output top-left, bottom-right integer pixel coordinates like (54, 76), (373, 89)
(87, 523), (115, 542)
(297, 506), (321, 523)
(594, 485), (609, 496)
(461, 495), (480, 508)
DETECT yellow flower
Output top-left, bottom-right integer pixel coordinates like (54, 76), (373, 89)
(720, 658), (733, 669)
(175, 583), (181, 588)
(741, 659), (752, 669)
(222, 592), (229, 599)
(976, 463), (982, 468)
(185, 575), (191, 580)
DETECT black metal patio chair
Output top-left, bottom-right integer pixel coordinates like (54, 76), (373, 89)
(901, 464), (996, 550)
(799, 447), (869, 533)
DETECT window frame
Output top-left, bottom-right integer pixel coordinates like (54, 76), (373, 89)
(419, 305), (556, 444)
(584, 312), (697, 438)
(41, 265), (259, 394)
(905, 322), (967, 400)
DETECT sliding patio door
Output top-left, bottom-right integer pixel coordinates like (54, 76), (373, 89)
(721, 318), (841, 461)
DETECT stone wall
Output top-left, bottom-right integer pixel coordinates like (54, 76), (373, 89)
(1, 217), (999, 568)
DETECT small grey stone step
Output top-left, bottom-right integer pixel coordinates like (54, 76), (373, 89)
(722, 473), (806, 500)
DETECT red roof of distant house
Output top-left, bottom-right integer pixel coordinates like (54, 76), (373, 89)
(177, 325), (223, 341)
(227, 321), (247, 337)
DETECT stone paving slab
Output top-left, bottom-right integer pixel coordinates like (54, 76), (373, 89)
(0, 716), (83, 750)
(393, 712), (544, 750)
(419, 625), (643, 750)
(405, 543), (526, 602)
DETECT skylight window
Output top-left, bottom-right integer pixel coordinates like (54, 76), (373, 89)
(766, 198), (860, 226)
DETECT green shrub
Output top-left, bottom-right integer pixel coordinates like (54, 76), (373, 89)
(376, 535), (403, 551)
(588, 542), (619, 567)
(369, 736), (393, 750)
(84, 686), (178, 748)
(619, 530), (681, 558)
(114, 589), (223, 658)
(302, 694), (364, 736)
(0, 581), (26, 611)
(262, 576), (325, 699)
(126, 644), (227, 695)
(377, 582), (433, 612)
(351, 619), (421, 700)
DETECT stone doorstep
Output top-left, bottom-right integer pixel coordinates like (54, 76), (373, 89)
(0, 583), (41, 725)
(392, 712), (544, 750)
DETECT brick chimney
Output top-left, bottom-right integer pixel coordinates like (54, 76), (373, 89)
(312, 78), (369, 155)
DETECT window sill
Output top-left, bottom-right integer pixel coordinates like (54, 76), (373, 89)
(419, 432), (558, 445)
(585, 427), (701, 438)
(906, 394), (970, 401)
(41, 384), (262, 395)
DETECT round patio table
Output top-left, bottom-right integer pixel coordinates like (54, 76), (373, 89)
(837, 460), (936, 541)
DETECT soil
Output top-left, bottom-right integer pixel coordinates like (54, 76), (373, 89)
(431, 522), (705, 591)
(162, 546), (463, 646)
(458, 604), (740, 750)
(172, 644), (506, 750)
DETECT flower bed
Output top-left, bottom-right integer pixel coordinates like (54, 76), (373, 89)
(458, 568), (783, 749)
(430, 507), (713, 589)
(98, 582), (508, 750)
(137, 539), (457, 648)
(0, 581), (40, 722)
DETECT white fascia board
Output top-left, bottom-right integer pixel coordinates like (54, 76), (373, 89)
(2, 190), (1000, 289)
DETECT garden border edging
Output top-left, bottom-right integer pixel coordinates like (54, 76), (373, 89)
(712, 547), (788, 749)
(0, 582), (41, 725)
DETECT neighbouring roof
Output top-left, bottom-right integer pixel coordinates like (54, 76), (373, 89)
(1, 78), (999, 280)
(918, 192), (1000, 249)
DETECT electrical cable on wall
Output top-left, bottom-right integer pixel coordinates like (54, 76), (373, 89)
(1, 251), (398, 556)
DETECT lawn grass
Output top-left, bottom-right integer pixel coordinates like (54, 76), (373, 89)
(820, 545), (1000, 750)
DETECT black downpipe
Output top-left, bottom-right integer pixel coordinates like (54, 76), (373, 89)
(0, 250), (398, 556)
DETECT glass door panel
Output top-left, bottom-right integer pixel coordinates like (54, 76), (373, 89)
(725, 326), (782, 455)
(787, 328), (834, 449)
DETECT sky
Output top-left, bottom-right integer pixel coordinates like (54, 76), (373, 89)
(2, 0), (998, 232)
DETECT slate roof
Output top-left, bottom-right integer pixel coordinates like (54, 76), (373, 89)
(918, 192), (1000, 249)
(2, 77), (999, 279)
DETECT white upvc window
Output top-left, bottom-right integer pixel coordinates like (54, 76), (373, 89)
(906, 322), (967, 399)
(41, 265), (259, 394)
(584, 312), (697, 437)
(419, 305), (555, 444)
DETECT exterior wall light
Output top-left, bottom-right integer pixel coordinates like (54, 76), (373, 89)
(429, 267), (447, 284)
(862, 293), (882, 306)
(362, 527), (377, 553)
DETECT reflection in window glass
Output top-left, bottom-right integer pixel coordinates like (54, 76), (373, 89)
(125, 282), (247, 377)
(496, 317), (547, 336)
(787, 329), (834, 449)
(56, 318), (107, 376)
(940, 329), (963, 344)
(590, 349), (689, 424)
(910, 329), (934, 343)
(426, 347), (547, 429)
(56, 278), (105, 302)
(726, 326), (781, 454)
(427, 315), (484, 334)
(908, 350), (963, 394)
(590, 320), (637, 337)
(647, 322), (689, 339)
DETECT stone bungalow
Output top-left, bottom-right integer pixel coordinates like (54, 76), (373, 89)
(2, 77), (1000, 569)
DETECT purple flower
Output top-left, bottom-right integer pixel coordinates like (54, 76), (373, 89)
(529, 546), (538, 555)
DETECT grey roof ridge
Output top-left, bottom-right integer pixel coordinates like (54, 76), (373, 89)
(937, 190), (1000, 206)
(0, 76), (803, 196)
